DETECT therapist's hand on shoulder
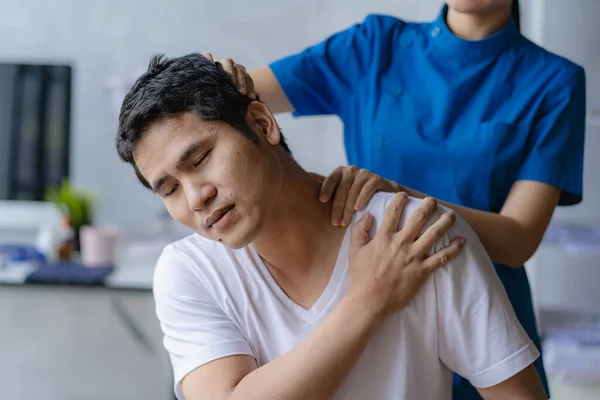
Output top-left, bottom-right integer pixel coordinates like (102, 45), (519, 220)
(349, 193), (465, 316)
(318, 166), (402, 227)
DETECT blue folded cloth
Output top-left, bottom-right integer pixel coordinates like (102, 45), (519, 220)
(25, 262), (113, 286)
(0, 244), (46, 264)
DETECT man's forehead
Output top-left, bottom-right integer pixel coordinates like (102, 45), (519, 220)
(131, 119), (180, 182)
(133, 115), (219, 183)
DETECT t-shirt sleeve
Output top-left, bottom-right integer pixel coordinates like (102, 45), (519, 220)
(268, 14), (401, 117)
(517, 66), (586, 205)
(434, 216), (540, 388)
(153, 246), (255, 399)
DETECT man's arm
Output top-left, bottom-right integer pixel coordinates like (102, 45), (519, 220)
(477, 365), (547, 400)
(182, 295), (380, 400)
(433, 210), (546, 399)
(177, 194), (463, 400)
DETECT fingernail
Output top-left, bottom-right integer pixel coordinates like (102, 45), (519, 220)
(332, 220), (340, 226)
(459, 237), (466, 246)
(320, 195), (327, 202)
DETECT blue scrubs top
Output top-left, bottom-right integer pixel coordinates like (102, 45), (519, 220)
(270, 6), (586, 399)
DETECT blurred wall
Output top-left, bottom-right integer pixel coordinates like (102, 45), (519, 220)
(538, 0), (600, 227)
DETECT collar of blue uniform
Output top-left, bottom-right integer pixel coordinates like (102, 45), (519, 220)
(428, 4), (521, 61)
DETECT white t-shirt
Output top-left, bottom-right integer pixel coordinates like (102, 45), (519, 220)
(154, 193), (539, 400)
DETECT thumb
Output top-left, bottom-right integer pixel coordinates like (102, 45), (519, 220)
(203, 53), (215, 63)
(349, 213), (373, 255)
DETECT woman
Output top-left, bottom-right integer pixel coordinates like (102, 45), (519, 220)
(206, 0), (586, 398)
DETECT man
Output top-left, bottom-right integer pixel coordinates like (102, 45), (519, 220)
(116, 53), (547, 400)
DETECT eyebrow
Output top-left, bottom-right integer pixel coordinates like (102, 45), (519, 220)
(151, 140), (205, 193)
(151, 176), (168, 194)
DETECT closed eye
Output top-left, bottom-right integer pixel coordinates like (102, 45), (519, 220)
(162, 149), (211, 198)
(194, 150), (211, 168)
(164, 184), (179, 198)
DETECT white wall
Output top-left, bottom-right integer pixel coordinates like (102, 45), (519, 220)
(539, 0), (600, 227)
(0, 0), (443, 236)
(1, 0), (598, 235)
(525, 0), (600, 318)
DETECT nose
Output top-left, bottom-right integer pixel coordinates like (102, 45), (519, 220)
(183, 181), (216, 212)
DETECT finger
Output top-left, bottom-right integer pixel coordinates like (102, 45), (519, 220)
(397, 197), (437, 242)
(349, 213), (373, 256)
(219, 57), (236, 78)
(378, 192), (409, 237)
(331, 168), (355, 226)
(319, 167), (344, 203)
(354, 180), (381, 211)
(341, 175), (369, 227)
(240, 65), (257, 100)
(203, 53), (215, 63)
(235, 65), (247, 95)
(412, 210), (457, 256)
(419, 237), (466, 274)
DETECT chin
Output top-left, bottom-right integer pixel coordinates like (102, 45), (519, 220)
(217, 233), (254, 249)
(215, 223), (259, 249)
(222, 239), (249, 249)
(446, 0), (494, 14)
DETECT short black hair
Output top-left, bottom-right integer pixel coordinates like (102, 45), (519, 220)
(116, 53), (291, 188)
(511, 0), (520, 32)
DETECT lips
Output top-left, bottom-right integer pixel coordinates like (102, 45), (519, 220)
(206, 205), (234, 228)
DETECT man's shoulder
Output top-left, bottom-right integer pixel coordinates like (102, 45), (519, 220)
(158, 233), (223, 269)
(358, 192), (440, 224)
(164, 232), (223, 257)
(153, 233), (244, 296)
(358, 192), (476, 245)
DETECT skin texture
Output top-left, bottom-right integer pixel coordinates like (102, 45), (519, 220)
(134, 107), (285, 249)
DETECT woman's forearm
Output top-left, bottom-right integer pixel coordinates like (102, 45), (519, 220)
(394, 183), (537, 267)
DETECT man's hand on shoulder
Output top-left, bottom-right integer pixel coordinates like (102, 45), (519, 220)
(348, 193), (466, 318)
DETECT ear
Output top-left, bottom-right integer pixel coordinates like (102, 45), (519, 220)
(245, 101), (281, 146)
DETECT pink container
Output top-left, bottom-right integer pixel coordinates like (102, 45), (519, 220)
(80, 226), (119, 267)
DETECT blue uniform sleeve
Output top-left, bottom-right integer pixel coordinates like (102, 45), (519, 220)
(269, 14), (401, 117)
(517, 67), (586, 205)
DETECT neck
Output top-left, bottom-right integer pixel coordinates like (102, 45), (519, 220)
(251, 161), (346, 276)
(446, 7), (511, 40)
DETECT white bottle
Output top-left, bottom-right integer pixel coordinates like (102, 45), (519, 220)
(35, 224), (60, 264)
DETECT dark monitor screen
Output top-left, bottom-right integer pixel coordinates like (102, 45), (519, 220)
(0, 63), (72, 201)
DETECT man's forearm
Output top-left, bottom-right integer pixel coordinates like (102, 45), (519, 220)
(230, 295), (383, 400)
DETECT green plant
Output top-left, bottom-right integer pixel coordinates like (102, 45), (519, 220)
(45, 179), (95, 228)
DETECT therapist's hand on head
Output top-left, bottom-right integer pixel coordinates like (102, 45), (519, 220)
(319, 166), (402, 227)
(203, 53), (258, 100)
